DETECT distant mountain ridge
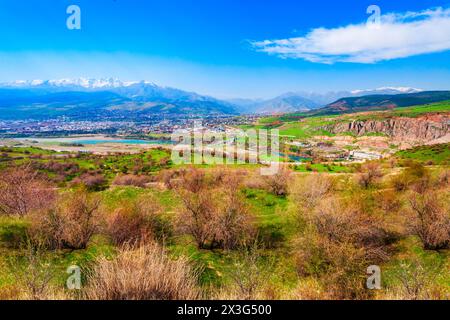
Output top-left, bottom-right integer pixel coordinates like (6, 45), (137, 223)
(229, 87), (424, 114)
(0, 79), (444, 119)
(312, 91), (450, 116)
(0, 78), (238, 120)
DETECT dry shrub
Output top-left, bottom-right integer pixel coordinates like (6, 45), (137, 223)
(112, 174), (150, 188)
(158, 169), (183, 189)
(313, 198), (391, 259)
(178, 168), (210, 193)
(212, 183), (256, 250)
(214, 244), (274, 300)
(242, 174), (266, 190)
(104, 196), (168, 246)
(71, 173), (107, 191)
(391, 162), (430, 192)
(385, 258), (447, 300)
(28, 189), (101, 250)
(374, 190), (402, 213)
(408, 191), (450, 250)
(13, 244), (54, 300)
(356, 162), (383, 189)
(295, 197), (392, 299)
(0, 166), (56, 216)
(7, 242), (69, 300)
(290, 174), (334, 212)
(84, 244), (200, 300)
(437, 168), (450, 188)
(175, 168), (255, 250)
(263, 167), (291, 196)
(291, 278), (327, 300)
(177, 187), (216, 249)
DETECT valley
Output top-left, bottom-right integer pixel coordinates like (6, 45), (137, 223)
(0, 80), (448, 301)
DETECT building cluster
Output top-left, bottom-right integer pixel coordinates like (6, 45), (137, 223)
(0, 115), (259, 137)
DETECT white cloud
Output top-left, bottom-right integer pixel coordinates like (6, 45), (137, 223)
(251, 7), (450, 64)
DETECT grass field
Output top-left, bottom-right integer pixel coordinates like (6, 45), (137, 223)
(0, 132), (448, 300)
(396, 143), (450, 165)
(244, 101), (450, 141)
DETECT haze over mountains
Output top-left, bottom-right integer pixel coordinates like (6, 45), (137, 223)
(0, 78), (237, 120)
(0, 78), (447, 120)
(229, 87), (423, 114)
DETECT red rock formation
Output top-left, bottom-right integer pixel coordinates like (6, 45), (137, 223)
(326, 114), (449, 142)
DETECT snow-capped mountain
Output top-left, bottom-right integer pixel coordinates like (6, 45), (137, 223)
(0, 78), (238, 120)
(0, 79), (431, 118)
(3, 78), (153, 90)
(229, 87), (425, 114)
(350, 87), (423, 96)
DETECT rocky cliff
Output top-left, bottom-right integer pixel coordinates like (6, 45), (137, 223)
(325, 114), (449, 142)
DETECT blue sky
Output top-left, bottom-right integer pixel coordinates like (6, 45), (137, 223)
(0, 0), (449, 98)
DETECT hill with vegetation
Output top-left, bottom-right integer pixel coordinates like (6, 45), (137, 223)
(243, 101), (450, 140)
(0, 143), (448, 300)
(312, 91), (450, 116)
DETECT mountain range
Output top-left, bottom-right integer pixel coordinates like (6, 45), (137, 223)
(0, 78), (447, 120)
(0, 79), (237, 120)
(228, 87), (423, 114)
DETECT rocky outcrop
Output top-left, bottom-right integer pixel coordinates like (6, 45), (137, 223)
(324, 114), (449, 142)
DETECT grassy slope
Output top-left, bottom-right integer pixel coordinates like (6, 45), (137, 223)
(0, 146), (172, 180)
(0, 165), (448, 297)
(396, 143), (450, 165)
(246, 101), (450, 140)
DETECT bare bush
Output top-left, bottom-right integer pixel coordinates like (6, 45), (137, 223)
(28, 190), (101, 250)
(215, 243), (274, 300)
(71, 173), (107, 191)
(176, 187), (216, 249)
(8, 242), (68, 300)
(392, 162), (430, 193)
(290, 174), (334, 211)
(437, 169), (450, 188)
(387, 258), (446, 300)
(313, 198), (391, 256)
(408, 191), (450, 250)
(263, 167), (291, 196)
(14, 245), (53, 300)
(0, 166), (56, 216)
(374, 190), (402, 213)
(294, 196), (392, 299)
(104, 196), (166, 246)
(212, 182), (255, 250)
(84, 244), (200, 300)
(158, 169), (183, 190)
(175, 169), (255, 250)
(356, 162), (383, 189)
(113, 174), (150, 188)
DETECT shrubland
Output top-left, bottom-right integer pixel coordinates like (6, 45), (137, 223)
(0, 148), (448, 300)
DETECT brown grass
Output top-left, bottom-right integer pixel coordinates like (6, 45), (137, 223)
(83, 243), (200, 300)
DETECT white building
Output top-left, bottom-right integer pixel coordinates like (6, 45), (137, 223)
(349, 150), (382, 161)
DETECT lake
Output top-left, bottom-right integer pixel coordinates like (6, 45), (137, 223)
(73, 139), (173, 145)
